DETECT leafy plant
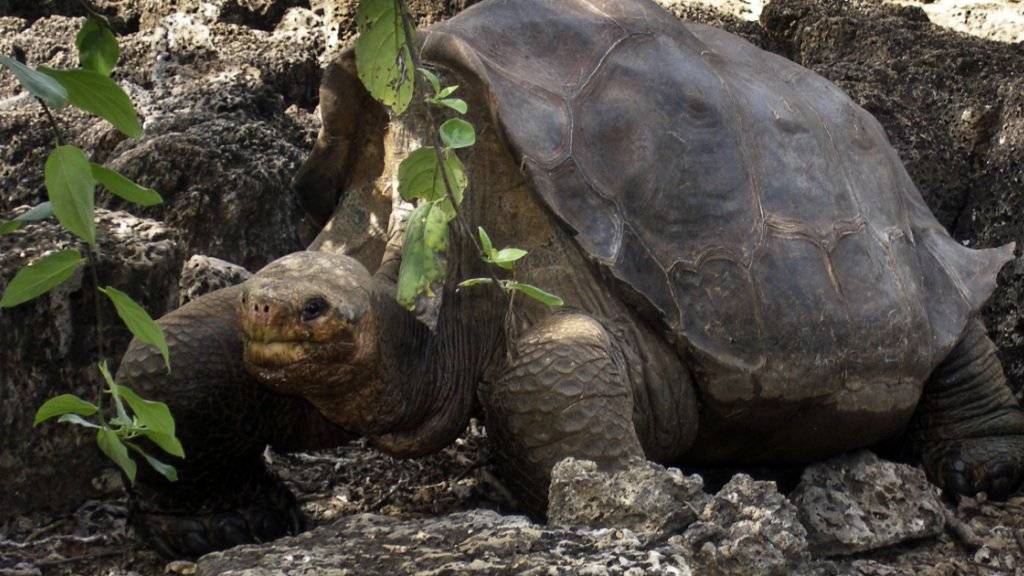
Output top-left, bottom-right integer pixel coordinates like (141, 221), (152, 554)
(0, 14), (182, 484)
(354, 0), (563, 312)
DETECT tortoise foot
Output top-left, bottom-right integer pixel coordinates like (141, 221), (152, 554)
(130, 475), (306, 559)
(924, 436), (1024, 501)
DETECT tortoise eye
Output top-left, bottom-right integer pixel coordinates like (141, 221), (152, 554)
(301, 298), (329, 322)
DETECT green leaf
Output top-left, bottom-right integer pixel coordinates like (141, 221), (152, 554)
(477, 227), (494, 258)
(0, 56), (68, 109)
(396, 203), (446, 309)
(439, 118), (475, 149)
(97, 427), (137, 483)
(16, 201), (55, 222)
(423, 201), (449, 252)
(398, 148), (440, 202)
(437, 85), (458, 99)
(90, 163), (162, 206)
(76, 16), (119, 76)
(33, 393), (98, 426)
(0, 249), (82, 308)
(458, 277), (493, 289)
(437, 98), (467, 114)
(355, 0), (414, 114)
(397, 147), (467, 208)
(441, 150), (467, 208)
(58, 414), (101, 428)
(0, 203), (51, 235)
(116, 384), (183, 458)
(46, 145), (96, 245)
(508, 281), (564, 307)
(490, 247), (528, 270)
(39, 67), (143, 138)
(418, 67), (440, 95)
(126, 441), (178, 482)
(98, 286), (170, 371)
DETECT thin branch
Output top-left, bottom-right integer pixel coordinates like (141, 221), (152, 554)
(86, 244), (110, 427)
(395, 1), (511, 312)
(75, 0), (104, 19)
(37, 98), (64, 147)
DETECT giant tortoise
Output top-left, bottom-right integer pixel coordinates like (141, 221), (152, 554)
(117, 0), (1024, 558)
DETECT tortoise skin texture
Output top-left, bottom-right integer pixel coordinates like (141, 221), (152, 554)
(118, 0), (1024, 559)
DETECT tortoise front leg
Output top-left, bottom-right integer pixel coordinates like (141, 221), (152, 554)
(482, 312), (648, 516)
(911, 318), (1024, 500)
(116, 286), (352, 558)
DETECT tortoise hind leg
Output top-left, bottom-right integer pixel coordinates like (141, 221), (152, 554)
(116, 285), (352, 558)
(481, 312), (647, 516)
(912, 318), (1024, 500)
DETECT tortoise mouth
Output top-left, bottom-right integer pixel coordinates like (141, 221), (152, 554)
(243, 339), (318, 369)
(242, 335), (357, 371)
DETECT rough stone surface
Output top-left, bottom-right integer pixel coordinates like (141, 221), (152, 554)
(178, 255), (252, 306)
(137, 0), (307, 30)
(791, 451), (946, 556)
(548, 457), (708, 540)
(1, 12), (318, 270)
(195, 510), (697, 576)
(0, 209), (181, 518)
(676, 474), (809, 576)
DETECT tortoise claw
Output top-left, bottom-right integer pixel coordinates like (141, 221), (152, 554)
(926, 437), (1024, 501)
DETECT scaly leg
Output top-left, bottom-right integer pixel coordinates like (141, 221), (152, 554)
(911, 319), (1024, 499)
(482, 312), (646, 516)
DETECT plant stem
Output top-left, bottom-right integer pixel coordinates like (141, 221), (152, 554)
(75, 0), (104, 19)
(396, 1), (518, 353)
(37, 99), (64, 147)
(35, 95), (110, 425)
(86, 246), (110, 427)
(396, 2), (511, 306)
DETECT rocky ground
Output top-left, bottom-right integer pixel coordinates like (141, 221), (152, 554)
(2, 0), (1024, 574)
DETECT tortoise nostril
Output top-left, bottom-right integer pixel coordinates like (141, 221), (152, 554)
(263, 304), (269, 313)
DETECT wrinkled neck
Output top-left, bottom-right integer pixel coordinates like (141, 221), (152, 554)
(367, 282), (494, 457)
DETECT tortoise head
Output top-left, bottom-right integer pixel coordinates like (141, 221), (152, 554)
(239, 251), (378, 398)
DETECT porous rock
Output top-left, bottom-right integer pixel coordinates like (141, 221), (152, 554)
(676, 474), (809, 576)
(179, 255), (252, 306)
(790, 450), (945, 556)
(1, 11), (316, 269)
(548, 457), (708, 539)
(196, 510), (696, 575)
(0, 209), (181, 517)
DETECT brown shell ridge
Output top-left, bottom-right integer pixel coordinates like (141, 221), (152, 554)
(568, 32), (654, 160)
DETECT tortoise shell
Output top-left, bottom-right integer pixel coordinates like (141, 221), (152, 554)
(421, 0), (1013, 393)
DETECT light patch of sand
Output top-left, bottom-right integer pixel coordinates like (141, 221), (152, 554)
(658, 0), (1023, 43)
(891, 0), (1024, 43)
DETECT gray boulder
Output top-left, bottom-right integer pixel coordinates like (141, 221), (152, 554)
(548, 457), (707, 540)
(178, 255), (252, 306)
(790, 451), (945, 556)
(196, 510), (696, 576)
(676, 474), (809, 576)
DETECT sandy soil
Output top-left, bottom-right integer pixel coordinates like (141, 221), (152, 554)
(662, 0), (1024, 41)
